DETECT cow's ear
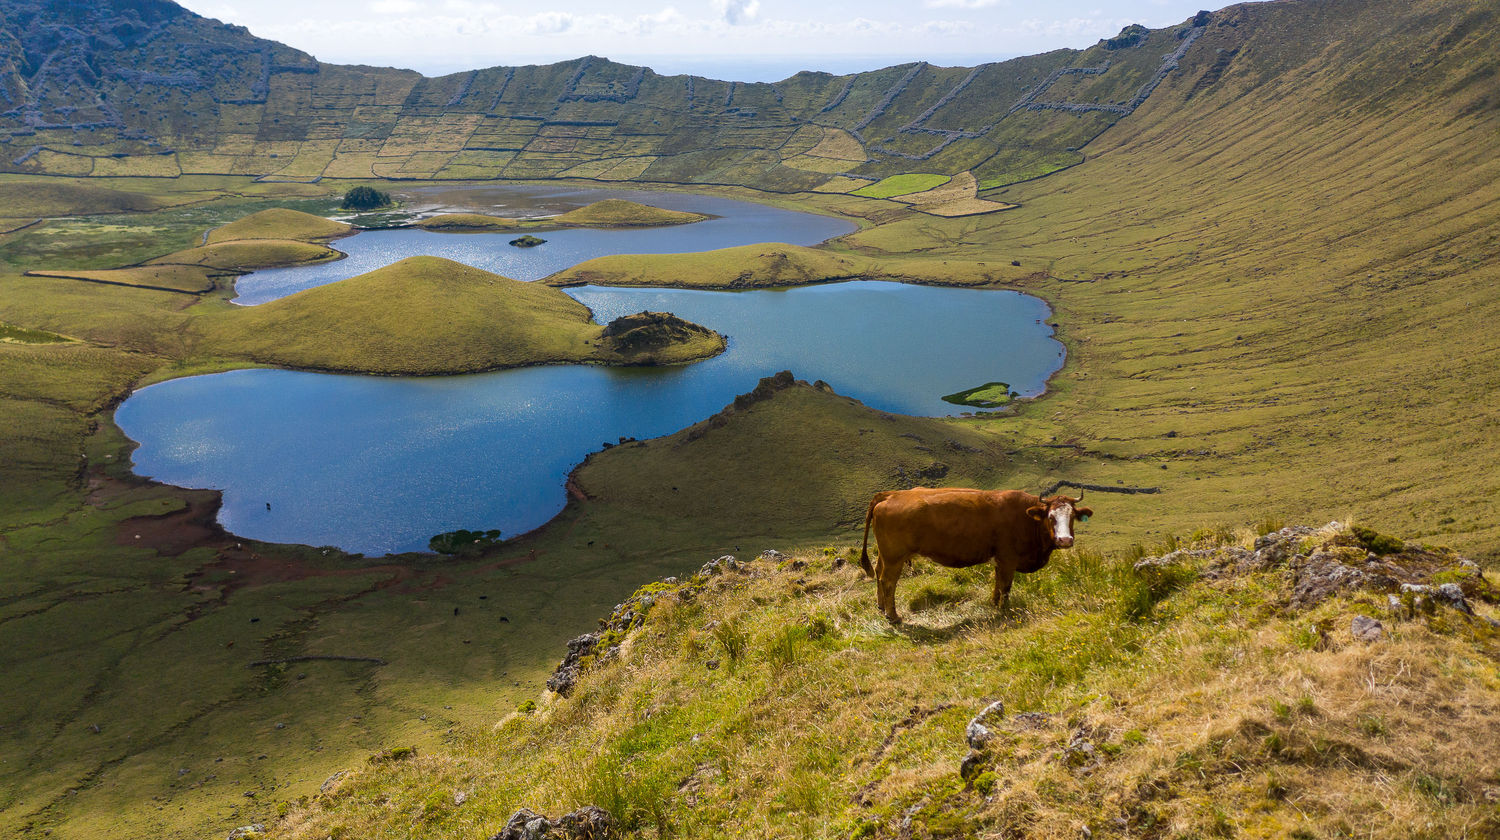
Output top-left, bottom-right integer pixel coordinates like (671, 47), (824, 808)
(1027, 505), (1047, 521)
(1075, 506), (1093, 522)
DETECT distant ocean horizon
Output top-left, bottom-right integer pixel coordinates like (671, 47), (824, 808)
(376, 53), (1018, 84)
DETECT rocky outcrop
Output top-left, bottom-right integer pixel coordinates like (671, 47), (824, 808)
(546, 551), (769, 696)
(1136, 523), (1496, 619)
(492, 805), (617, 840)
(597, 311), (725, 364)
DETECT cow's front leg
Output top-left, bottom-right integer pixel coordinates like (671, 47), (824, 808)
(992, 562), (1016, 611)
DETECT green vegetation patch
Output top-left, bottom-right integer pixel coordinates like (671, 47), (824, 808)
(429, 529), (504, 555)
(0, 322), (71, 344)
(852, 174), (953, 199)
(941, 381), (1015, 408)
(510, 235), (547, 248)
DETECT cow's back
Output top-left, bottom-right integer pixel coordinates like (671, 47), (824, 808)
(872, 487), (1021, 568)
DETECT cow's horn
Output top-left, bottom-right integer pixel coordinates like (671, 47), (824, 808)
(1075, 489), (1084, 502)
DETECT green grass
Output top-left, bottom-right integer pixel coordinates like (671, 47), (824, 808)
(940, 381), (1013, 408)
(851, 174), (952, 199)
(0, 322), (71, 344)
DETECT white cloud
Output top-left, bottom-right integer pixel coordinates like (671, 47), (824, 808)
(715, 0), (760, 26)
(525, 12), (577, 34)
(371, 0), (419, 14)
(924, 0), (1000, 8)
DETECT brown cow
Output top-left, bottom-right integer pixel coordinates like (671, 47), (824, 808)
(859, 488), (1093, 624)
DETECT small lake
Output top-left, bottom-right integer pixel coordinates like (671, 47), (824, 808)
(235, 186), (856, 304)
(117, 188), (1064, 555)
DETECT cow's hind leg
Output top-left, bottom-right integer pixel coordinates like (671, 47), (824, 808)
(992, 562), (1016, 611)
(875, 542), (907, 624)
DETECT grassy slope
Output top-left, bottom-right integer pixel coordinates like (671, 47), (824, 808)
(197, 256), (725, 374)
(276, 526), (1500, 840)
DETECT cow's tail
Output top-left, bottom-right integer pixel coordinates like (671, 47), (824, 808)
(859, 493), (882, 578)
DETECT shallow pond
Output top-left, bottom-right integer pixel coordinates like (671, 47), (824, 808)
(117, 188), (1064, 555)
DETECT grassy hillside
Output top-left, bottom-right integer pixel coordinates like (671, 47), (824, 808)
(275, 521), (1500, 839)
(0, 0), (1219, 193)
(198, 256), (725, 374)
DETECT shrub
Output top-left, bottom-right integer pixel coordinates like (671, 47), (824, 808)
(341, 186), (391, 211)
(428, 528), (503, 555)
(1351, 525), (1403, 555)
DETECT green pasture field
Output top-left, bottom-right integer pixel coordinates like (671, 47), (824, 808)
(851, 174), (952, 199)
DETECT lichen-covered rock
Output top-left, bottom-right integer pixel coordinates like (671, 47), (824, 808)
(546, 633), (600, 697)
(227, 826), (265, 840)
(1290, 549), (1384, 610)
(558, 805), (617, 839)
(965, 700), (1005, 749)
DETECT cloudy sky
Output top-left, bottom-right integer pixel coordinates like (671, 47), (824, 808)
(176, 0), (1219, 80)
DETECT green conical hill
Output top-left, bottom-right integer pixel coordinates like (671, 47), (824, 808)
(200, 256), (723, 374)
(204, 208), (353, 244)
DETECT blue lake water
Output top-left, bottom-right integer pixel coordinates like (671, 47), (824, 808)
(117, 190), (1063, 555)
(235, 187), (857, 304)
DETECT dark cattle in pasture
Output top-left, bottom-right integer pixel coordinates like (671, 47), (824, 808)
(859, 487), (1093, 624)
